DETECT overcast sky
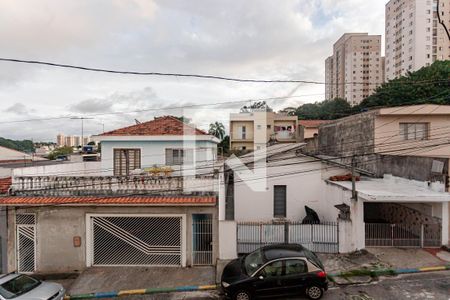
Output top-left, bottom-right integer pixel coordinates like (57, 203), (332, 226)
(0, 0), (385, 142)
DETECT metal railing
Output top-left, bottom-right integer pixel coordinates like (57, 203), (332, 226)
(237, 221), (339, 254)
(365, 223), (441, 248)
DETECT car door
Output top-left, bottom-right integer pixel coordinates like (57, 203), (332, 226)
(280, 259), (309, 295)
(252, 260), (285, 298)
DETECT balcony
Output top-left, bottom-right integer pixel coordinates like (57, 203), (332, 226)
(273, 130), (297, 141)
(11, 175), (218, 196)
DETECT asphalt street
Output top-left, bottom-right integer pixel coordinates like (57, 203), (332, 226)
(155, 271), (450, 300)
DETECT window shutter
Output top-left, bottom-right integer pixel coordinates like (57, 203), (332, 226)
(166, 148), (174, 165)
(274, 185), (287, 218)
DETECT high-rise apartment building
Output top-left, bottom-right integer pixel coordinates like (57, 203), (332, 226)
(385, 0), (450, 80)
(325, 33), (385, 106)
(56, 134), (65, 147)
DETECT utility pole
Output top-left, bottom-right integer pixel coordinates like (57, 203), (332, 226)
(71, 117), (93, 146)
(351, 155), (357, 200)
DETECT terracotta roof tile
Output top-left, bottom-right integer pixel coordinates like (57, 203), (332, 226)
(0, 177), (11, 194)
(298, 120), (330, 128)
(100, 116), (208, 136)
(0, 195), (216, 206)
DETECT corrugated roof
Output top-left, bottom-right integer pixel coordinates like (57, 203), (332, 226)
(99, 116), (208, 136)
(0, 195), (216, 206)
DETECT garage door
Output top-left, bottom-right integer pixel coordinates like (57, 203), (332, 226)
(88, 215), (184, 267)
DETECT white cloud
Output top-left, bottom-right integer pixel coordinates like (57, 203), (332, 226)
(0, 0), (386, 141)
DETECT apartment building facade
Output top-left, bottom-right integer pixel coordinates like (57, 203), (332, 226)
(325, 33), (385, 106)
(229, 110), (299, 151)
(385, 0), (450, 80)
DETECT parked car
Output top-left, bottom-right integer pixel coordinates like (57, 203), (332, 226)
(221, 244), (327, 300)
(0, 273), (65, 300)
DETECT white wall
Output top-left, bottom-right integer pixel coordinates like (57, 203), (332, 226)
(233, 157), (348, 222)
(101, 140), (217, 176)
(12, 162), (103, 177)
(218, 221), (237, 260)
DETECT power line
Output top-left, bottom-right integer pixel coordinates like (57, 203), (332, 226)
(0, 57), (449, 86)
(0, 93), (324, 125)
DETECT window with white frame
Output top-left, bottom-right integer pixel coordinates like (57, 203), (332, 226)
(165, 148), (194, 165)
(399, 123), (429, 140)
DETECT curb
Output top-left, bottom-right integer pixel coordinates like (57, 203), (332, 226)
(64, 285), (217, 300)
(328, 264), (450, 282)
(64, 265), (450, 299)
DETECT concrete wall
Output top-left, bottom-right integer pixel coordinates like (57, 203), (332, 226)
(101, 140), (217, 176)
(218, 221), (237, 260)
(7, 205), (218, 273)
(318, 111), (376, 157)
(12, 162), (103, 177)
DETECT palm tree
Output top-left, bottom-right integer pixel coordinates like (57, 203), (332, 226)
(208, 122), (225, 140)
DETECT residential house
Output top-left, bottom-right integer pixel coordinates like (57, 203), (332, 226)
(218, 143), (449, 258)
(314, 104), (450, 247)
(1, 116), (222, 274)
(229, 110), (299, 151)
(298, 120), (329, 140)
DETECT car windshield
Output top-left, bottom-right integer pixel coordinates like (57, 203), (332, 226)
(0, 275), (41, 299)
(244, 249), (267, 275)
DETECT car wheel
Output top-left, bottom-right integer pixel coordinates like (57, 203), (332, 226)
(233, 290), (252, 300)
(306, 285), (323, 300)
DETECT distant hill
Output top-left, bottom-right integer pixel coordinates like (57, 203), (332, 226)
(0, 137), (35, 153)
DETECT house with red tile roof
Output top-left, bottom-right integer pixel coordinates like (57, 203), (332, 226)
(1, 116), (221, 273)
(93, 115), (219, 176)
(298, 119), (330, 140)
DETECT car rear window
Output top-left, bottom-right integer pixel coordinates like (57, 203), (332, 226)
(0, 275), (41, 299)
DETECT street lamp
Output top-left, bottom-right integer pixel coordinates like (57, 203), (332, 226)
(70, 117), (94, 146)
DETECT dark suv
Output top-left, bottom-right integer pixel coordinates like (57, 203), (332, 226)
(221, 244), (328, 300)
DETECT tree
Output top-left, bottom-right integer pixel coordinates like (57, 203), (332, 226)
(0, 137), (35, 153)
(295, 98), (352, 120)
(47, 146), (73, 160)
(359, 60), (450, 108)
(218, 135), (230, 155)
(240, 101), (272, 113)
(208, 122), (226, 140)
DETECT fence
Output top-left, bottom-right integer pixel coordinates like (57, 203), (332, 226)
(237, 221), (338, 254)
(365, 223), (441, 248)
(192, 218), (213, 265)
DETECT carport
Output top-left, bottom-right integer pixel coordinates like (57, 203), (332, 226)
(329, 175), (450, 249)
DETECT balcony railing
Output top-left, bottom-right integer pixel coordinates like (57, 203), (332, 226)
(274, 131), (297, 140)
(11, 175), (218, 196)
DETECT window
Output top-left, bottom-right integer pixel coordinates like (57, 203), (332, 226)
(267, 125), (271, 129)
(113, 149), (141, 176)
(165, 148), (193, 165)
(259, 260), (283, 278)
(274, 185), (287, 218)
(399, 123), (429, 140)
(285, 259), (308, 275)
(241, 126), (246, 139)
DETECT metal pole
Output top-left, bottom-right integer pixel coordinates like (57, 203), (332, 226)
(351, 155), (357, 200)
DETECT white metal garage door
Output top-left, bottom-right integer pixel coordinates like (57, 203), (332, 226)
(87, 215), (185, 267)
